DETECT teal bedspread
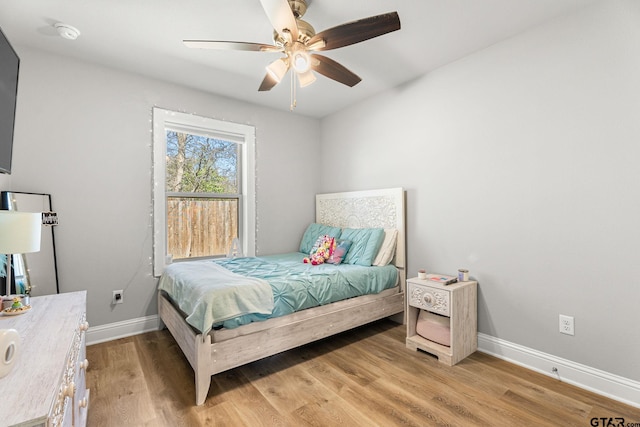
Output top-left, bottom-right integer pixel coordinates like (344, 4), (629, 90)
(158, 261), (274, 335)
(159, 252), (399, 333)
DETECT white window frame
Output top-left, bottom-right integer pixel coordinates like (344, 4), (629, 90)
(152, 107), (255, 276)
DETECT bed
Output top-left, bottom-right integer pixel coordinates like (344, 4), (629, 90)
(157, 187), (406, 405)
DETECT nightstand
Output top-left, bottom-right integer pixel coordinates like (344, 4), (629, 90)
(406, 277), (477, 365)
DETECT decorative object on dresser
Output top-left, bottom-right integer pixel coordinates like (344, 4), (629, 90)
(0, 210), (41, 301)
(0, 291), (90, 427)
(406, 277), (477, 365)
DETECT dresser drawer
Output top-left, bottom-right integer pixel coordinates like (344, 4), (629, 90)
(408, 281), (450, 316)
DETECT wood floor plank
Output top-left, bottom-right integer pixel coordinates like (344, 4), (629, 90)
(322, 328), (494, 418)
(193, 400), (245, 427)
(86, 340), (159, 426)
(304, 335), (490, 426)
(210, 368), (293, 426)
(86, 320), (640, 426)
(240, 345), (381, 425)
(291, 394), (377, 427)
(240, 356), (335, 415)
(453, 351), (595, 425)
(334, 343), (530, 427)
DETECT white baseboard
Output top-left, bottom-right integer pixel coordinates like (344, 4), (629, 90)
(478, 333), (640, 409)
(86, 314), (160, 346)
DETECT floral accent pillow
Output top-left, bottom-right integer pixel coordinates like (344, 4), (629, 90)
(303, 235), (336, 265)
(326, 239), (353, 265)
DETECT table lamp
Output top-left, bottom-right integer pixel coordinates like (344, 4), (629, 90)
(0, 211), (42, 299)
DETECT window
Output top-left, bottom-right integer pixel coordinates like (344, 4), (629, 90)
(152, 108), (255, 276)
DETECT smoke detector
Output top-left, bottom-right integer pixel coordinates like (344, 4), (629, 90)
(54, 23), (81, 40)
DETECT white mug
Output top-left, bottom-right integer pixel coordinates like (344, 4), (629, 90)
(0, 329), (20, 378)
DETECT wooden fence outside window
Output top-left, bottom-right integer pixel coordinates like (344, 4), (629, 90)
(167, 197), (238, 259)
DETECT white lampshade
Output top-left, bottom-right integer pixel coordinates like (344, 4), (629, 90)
(0, 212), (42, 254)
(297, 69), (316, 88)
(266, 58), (289, 83)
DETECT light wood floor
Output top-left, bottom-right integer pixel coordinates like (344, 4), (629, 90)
(86, 320), (640, 426)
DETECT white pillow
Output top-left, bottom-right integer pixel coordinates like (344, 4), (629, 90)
(372, 229), (398, 266)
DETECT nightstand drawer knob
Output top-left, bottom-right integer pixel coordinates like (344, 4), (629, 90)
(80, 359), (89, 370)
(79, 321), (89, 332)
(424, 294), (433, 304)
(79, 397), (88, 408)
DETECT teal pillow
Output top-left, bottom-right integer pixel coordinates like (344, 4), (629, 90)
(299, 223), (342, 254)
(340, 228), (385, 266)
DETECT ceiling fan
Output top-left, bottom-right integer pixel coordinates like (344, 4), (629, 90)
(183, 0), (401, 93)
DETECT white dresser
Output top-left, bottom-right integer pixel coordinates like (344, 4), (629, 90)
(0, 291), (89, 427)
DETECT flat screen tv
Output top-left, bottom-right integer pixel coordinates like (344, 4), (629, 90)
(0, 26), (19, 174)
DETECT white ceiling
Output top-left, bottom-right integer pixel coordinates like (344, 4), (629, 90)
(0, 0), (598, 118)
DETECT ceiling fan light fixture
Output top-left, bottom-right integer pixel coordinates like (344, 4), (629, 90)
(297, 69), (316, 87)
(292, 51), (311, 73)
(184, 0), (401, 108)
(266, 58), (289, 83)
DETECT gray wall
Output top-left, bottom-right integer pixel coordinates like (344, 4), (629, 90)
(320, 0), (640, 381)
(6, 47), (321, 329)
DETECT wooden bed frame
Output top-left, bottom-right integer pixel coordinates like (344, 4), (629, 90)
(158, 187), (406, 405)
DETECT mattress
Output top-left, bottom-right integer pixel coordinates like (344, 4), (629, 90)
(159, 252), (399, 333)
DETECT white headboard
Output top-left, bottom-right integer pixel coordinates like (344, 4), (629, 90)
(315, 188), (406, 284)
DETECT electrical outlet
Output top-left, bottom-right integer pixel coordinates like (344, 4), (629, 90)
(559, 314), (574, 335)
(112, 290), (124, 305)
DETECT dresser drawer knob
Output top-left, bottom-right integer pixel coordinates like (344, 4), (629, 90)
(80, 359), (89, 371)
(79, 397), (88, 408)
(64, 382), (75, 398)
(79, 321), (89, 332)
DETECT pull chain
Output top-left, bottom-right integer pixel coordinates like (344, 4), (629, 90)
(290, 71), (297, 111)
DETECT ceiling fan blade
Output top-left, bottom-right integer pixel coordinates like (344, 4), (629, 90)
(307, 12), (401, 51)
(258, 72), (280, 92)
(183, 40), (283, 52)
(311, 54), (361, 87)
(259, 0), (299, 42)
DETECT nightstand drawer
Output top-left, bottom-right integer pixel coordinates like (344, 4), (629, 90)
(408, 281), (450, 316)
